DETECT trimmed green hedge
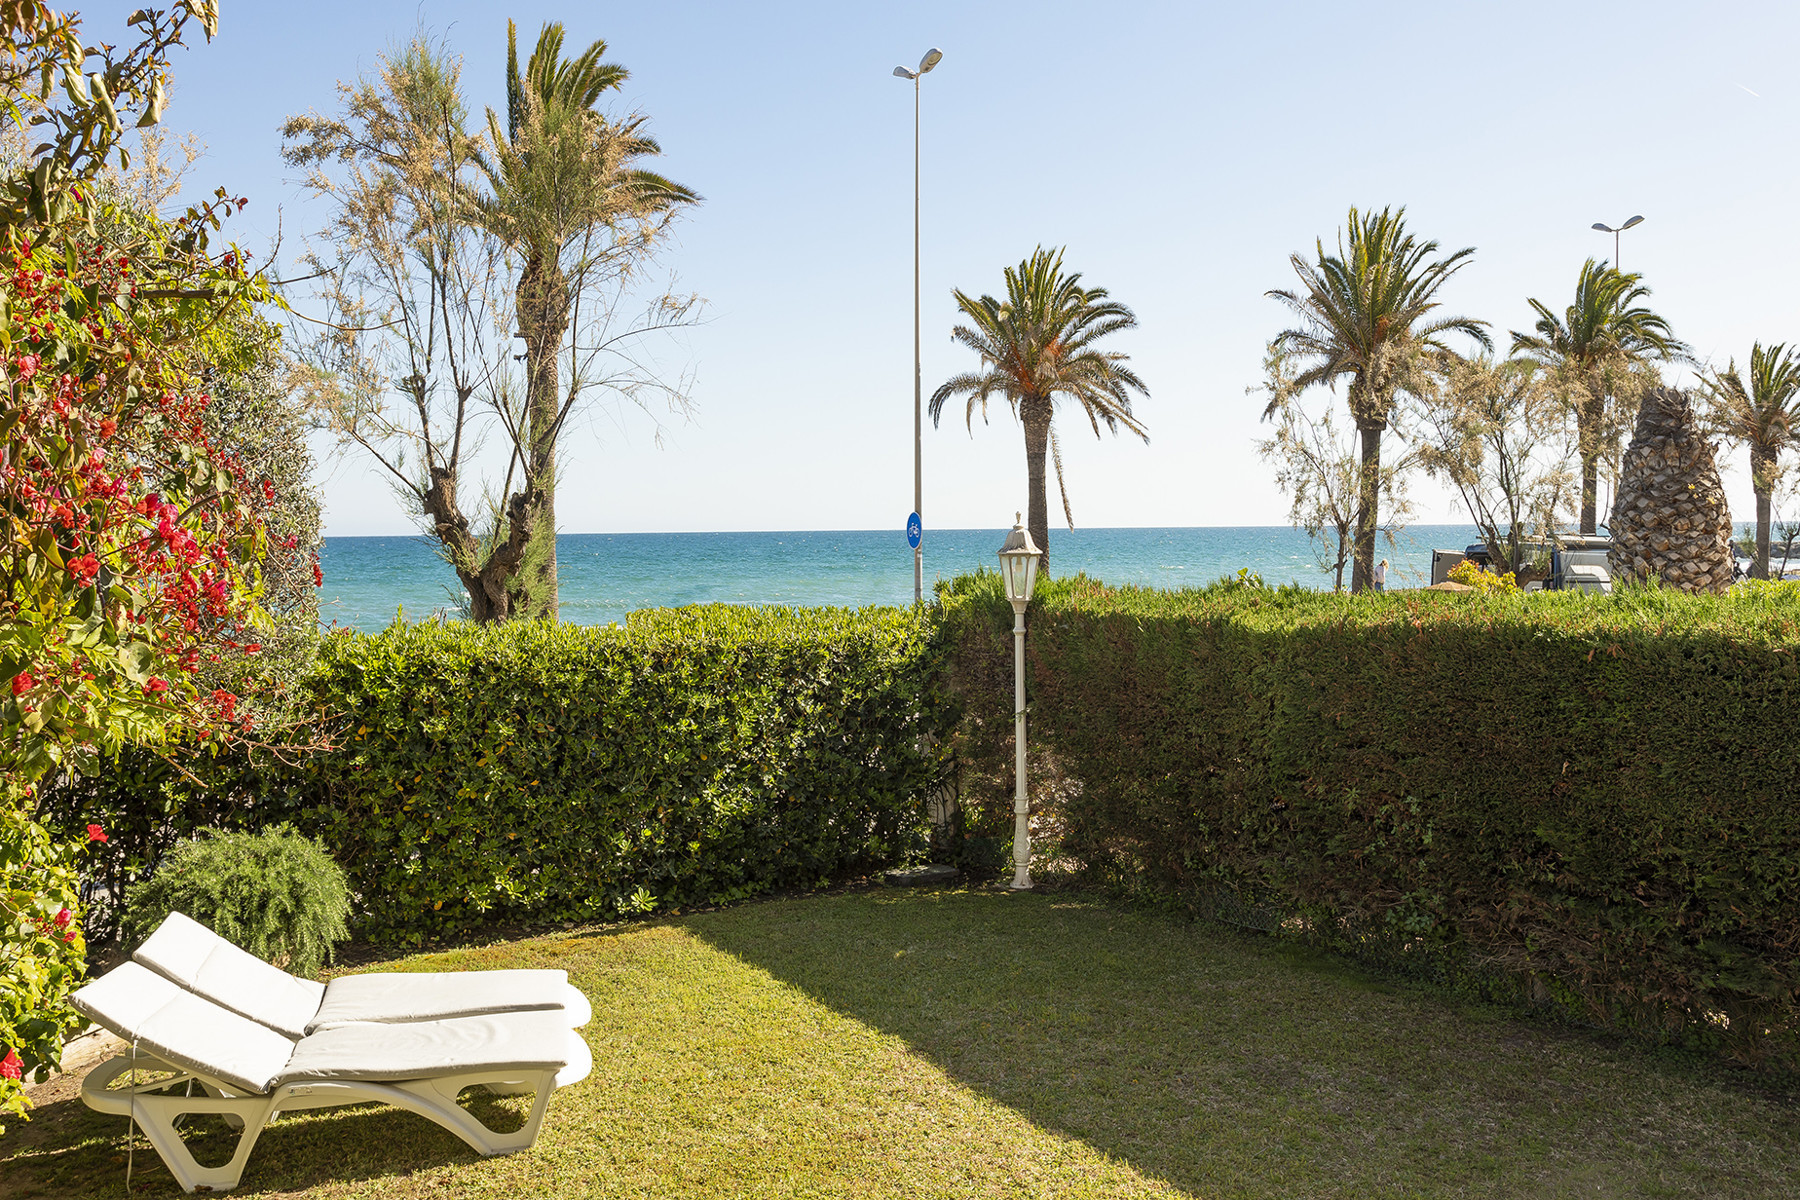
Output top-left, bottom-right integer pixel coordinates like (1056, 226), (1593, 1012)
(54, 606), (950, 944)
(941, 572), (1800, 1066)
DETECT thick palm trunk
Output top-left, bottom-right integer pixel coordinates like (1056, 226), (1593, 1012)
(1752, 446), (1775, 580)
(1579, 451), (1600, 536)
(1022, 402), (1052, 575)
(518, 253), (571, 619)
(1351, 420), (1382, 592)
(1576, 389), (1606, 536)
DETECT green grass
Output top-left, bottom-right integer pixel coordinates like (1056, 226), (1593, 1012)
(6, 887), (1800, 1198)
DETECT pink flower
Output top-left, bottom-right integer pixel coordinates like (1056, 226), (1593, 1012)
(86, 824), (107, 844)
(53, 907), (70, 929)
(0, 1050), (20, 1081)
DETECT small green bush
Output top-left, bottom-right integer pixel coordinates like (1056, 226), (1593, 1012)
(124, 826), (351, 977)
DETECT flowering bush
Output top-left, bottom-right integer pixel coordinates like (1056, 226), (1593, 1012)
(0, 794), (88, 1129)
(1447, 557), (1519, 593)
(2, 1), (274, 1128)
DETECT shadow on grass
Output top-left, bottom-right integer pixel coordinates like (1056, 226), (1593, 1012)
(0, 1086), (519, 1199)
(684, 886), (1800, 1199)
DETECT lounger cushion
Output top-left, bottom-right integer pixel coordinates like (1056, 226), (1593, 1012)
(308, 969), (576, 1033)
(71, 962), (296, 1095)
(276, 1009), (573, 1085)
(134, 911), (325, 1039)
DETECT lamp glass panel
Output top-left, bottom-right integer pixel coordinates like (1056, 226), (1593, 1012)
(1020, 552), (1039, 601)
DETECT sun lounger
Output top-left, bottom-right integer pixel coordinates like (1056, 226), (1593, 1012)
(133, 912), (593, 1036)
(73, 961), (591, 1194)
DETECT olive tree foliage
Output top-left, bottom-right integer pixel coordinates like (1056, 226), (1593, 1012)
(282, 35), (698, 622)
(1254, 345), (1415, 592)
(1416, 356), (1577, 579)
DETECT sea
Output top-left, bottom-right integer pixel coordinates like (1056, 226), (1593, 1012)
(318, 525), (1486, 633)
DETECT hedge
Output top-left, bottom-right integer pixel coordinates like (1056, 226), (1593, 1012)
(52, 605), (951, 944)
(940, 572), (1800, 1067)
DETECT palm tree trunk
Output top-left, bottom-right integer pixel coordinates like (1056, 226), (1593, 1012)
(518, 253), (570, 619)
(1351, 419), (1382, 593)
(1752, 446), (1775, 580)
(1022, 401), (1052, 576)
(1577, 390), (1604, 536)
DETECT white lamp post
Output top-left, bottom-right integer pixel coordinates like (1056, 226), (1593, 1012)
(894, 47), (943, 605)
(1590, 214), (1644, 271)
(997, 512), (1041, 890)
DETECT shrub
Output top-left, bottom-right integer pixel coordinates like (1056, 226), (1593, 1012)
(940, 573), (1800, 1068)
(275, 606), (951, 942)
(1447, 558), (1518, 592)
(124, 826), (350, 977)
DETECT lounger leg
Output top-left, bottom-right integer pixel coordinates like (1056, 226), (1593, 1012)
(388, 1070), (560, 1156)
(129, 1092), (276, 1194)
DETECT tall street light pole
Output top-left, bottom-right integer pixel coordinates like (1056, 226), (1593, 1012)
(894, 47), (942, 605)
(1591, 214), (1645, 271)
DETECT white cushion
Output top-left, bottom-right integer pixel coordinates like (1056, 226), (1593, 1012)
(71, 962), (296, 1095)
(276, 1010), (572, 1085)
(308, 969), (577, 1033)
(134, 912), (325, 1039)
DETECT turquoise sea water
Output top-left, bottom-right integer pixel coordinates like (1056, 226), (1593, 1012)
(319, 525), (1482, 633)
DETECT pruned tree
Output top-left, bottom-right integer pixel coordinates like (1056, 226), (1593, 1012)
(282, 32), (697, 622)
(1416, 356), (1577, 577)
(1255, 345), (1416, 592)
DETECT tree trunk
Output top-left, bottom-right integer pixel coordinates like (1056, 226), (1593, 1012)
(1351, 419), (1382, 593)
(421, 464), (545, 624)
(1752, 446), (1774, 580)
(517, 252), (571, 620)
(1022, 401), (1052, 576)
(1577, 389), (1605, 535)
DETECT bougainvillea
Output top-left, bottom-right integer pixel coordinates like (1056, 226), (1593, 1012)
(2, 1), (272, 1128)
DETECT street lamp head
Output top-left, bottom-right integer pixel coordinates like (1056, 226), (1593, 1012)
(1591, 222), (1614, 232)
(1622, 214), (1645, 229)
(892, 65), (915, 79)
(919, 48), (943, 74)
(997, 512), (1042, 607)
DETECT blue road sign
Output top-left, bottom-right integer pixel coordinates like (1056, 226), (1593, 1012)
(906, 512), (922, 549)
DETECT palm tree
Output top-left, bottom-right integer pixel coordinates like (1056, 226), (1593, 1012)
(1267, 206), (1490, 592)
(1700, 342), (1800, 579)
(1510, 259), (1685, 535)
(929, 247), (1148, 573)
(471, 21), (698, 615)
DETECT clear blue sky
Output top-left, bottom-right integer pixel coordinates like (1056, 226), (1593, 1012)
(79, 1), (1800, 536)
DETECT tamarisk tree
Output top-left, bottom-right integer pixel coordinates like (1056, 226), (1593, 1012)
(284, 31), (698, 622)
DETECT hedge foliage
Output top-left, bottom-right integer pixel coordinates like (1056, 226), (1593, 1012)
(65, 606), (949, 945)
(941, 572), (1800, 1067)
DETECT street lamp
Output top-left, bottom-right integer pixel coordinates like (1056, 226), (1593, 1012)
(997, 513), (1041, 890)
(1591, 214), (1644, 271)
(894, 47), (943, 605)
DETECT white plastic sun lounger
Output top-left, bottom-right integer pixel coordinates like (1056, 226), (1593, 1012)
(134, 912), (593, 1037)
(73, 961), (591, 1194)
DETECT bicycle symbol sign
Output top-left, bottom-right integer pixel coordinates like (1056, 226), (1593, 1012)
(906, 513), (922, 549)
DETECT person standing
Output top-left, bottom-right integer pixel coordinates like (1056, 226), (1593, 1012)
(1373, 558), (1388, 592)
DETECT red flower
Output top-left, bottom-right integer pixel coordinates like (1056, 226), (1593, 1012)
(0, 1050), (20, 1081)
(53, 907), (70, 929)
(144, 677), (170, 695)
(86, 824), (107, 843)
(244, 643), (261, 654)
(9, 672), (32, 696)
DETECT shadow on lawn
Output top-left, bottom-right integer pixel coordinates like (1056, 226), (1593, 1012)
(685, 887), (1800, 1198)
(0, 1086), (505, 1199)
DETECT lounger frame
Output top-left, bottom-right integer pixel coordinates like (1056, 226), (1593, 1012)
(82, 1043), (579, 1194)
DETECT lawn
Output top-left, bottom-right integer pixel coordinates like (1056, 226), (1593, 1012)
(4, 887), (1798, 1199)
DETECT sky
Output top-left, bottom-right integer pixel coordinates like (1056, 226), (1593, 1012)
(73, 0), (1800, 537)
